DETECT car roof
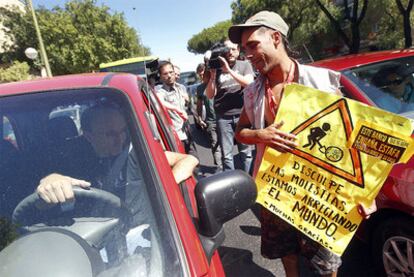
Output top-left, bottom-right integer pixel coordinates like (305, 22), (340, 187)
(0, 72), (136, 96)
(312, 49), (414, 71)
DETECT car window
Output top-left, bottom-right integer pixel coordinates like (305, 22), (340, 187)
(0, 88), (184, 276)
(343, 56), (414, 115)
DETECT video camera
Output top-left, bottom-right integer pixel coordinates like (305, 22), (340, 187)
(207, 43), (230, 69)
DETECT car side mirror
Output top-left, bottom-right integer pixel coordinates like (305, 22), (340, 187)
(195, 170), (257, 261)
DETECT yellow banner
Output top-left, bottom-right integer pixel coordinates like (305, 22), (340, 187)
(255, 84), (414, 256)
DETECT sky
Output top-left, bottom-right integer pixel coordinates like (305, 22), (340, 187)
(33, 0), (234, 72)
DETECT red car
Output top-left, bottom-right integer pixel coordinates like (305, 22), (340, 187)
(314, 50), (414, 276)
(0, 73), (256, 276)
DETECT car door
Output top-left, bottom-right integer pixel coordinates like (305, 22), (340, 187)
(135, 78), (226, 276)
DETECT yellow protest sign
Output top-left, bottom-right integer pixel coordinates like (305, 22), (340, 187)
(255, 83), (414, 256)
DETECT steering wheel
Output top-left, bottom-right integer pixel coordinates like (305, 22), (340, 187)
(6, 187), (135, 273)
(12, 186), (128, 227)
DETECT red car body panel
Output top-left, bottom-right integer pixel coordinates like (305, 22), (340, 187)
(0, 73), (225, 276)
(109, 74), (222, 275)
(312, 50), (414, 217)
(312, 49), (414, 71)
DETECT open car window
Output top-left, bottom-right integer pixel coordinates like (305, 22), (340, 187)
(0, 88), (184, 276)
(138, 79), (179, 152)
(343, 56), (414, 115)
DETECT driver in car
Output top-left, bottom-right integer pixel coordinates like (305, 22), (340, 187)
(36, 103), (198, 204)
(372, 65), (414, 114)
(34, 103), (198, 266)
(37, 103), (129, 203)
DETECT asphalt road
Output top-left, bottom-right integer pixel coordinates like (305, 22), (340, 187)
(189, 117), (381, 277)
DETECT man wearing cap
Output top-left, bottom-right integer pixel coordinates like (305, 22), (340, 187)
(205, 39), (255, 173)
(231, 10), (344, 277)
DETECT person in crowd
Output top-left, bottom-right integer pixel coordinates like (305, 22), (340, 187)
(36, 103), (199, 204)
(155, 61), (197, 157)
(230, 10), (376, 277)
(174, 64), (181, 82)
(196, 62), (222, 172)
(173, 64), (187, 90)
(205, 39), (254, 172)
(173, 64), (191, 109)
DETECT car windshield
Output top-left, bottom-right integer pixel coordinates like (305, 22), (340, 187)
(0, 88), (184, 276)
(343, 56), (414, 117)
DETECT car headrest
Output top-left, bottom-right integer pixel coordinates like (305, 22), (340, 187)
(47, 116), (78, 143)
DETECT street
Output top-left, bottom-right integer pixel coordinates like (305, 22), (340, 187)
(190, 119), (379, 277)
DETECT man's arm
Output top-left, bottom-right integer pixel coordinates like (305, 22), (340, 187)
(196, 97), (203, 118)
(219, 57), (254, 87)
(180, 85), (190, 103)
(205, 69), (217, 99)
(157, 96), (188, 121)
(196, 97), (207, 129)
(165, 151), (199, 183)
(176, 83), (190, 105)
(235, 108), (298, 153)
(335, 88), (343, 96)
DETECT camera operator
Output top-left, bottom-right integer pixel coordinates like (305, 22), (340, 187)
(206, 39), (254, 172)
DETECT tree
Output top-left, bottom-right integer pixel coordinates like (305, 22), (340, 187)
(189, 0), (408, 60)
(0, 0), (150, 75)
(0, 61), (30, 83)
(231, 0), (323, 42)
(229, 0), (336, 60)
(395, 0), (414, 48)
(315, 0), (369, 54)
(367, 0), (402, 49)
(187, 20), (232, 54)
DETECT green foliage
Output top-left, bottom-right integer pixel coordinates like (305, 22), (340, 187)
(227, 0), (413, 58)
(0, 0), (150, 75)
(231, 0), (279, 24)
(187, 0), (333, 56)
(187, 20), (232, 54)
(0, 61), (30, 83)
(229, 0), (337, 60)
(374, 0), (406, 49)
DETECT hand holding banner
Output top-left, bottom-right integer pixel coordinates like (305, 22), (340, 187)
(255, 84), (414, 255)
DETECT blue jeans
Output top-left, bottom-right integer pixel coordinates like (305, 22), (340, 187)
(217, 115), (252, 172)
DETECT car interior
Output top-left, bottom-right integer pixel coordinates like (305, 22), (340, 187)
(0, 88), (183, 276)
(343, 56), (414, 115)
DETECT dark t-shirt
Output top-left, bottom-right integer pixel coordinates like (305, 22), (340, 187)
(214, 60), (254, 116)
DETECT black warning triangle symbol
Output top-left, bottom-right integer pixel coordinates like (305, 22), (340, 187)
(289, 98), (365, 188)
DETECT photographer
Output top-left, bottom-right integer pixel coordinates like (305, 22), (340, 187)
(206, 39), (254, 172)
